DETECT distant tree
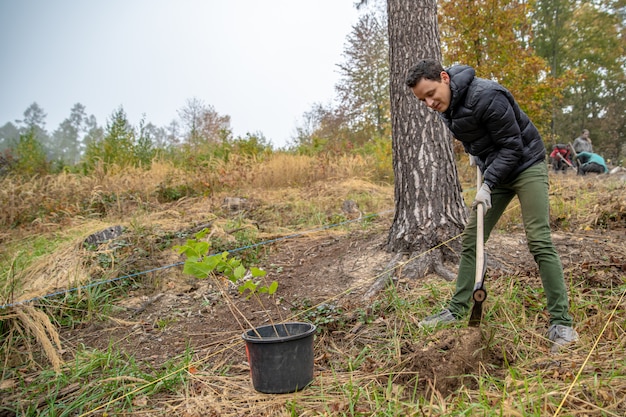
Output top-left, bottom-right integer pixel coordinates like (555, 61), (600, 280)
(530, 0), (579, 141)
(335, 11), (390, 143)
(51, 120), (75, 169)
(141, 122), (169, 150)
(0, 122), (19, 151)
(291, 102), (354, 153)
(104, 107), (135, 165)
(199, 106), (231, 143)
(439, 0), (564, 142)
(165, 120), (182, 147)
(82, 115), (104, 156)
(178, 98), (231, 147)
(51, 103), (89, 166)
(601, 72), (626, 161)
(178, 98), (204, 146)
(15, 102), (50, 156)
(84, 107), (135, 170)
(532, 0), (625, 157)
(18, 102), (47, 131)
(135, 117), (156, 167)
(558, 2), (624, 158)
(231, 131), (272, 158)
(292, 10), (390, 153)
(289, 109), (318, 152)
(13, 129), (49, 176)
(532, 0), (575, 79)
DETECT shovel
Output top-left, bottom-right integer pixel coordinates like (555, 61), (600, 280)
(557, 151), (575, 169)
(468, 164), (488, 327)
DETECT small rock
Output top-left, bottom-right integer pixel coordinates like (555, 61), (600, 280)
(341, 200), (362, 219)
(222, 197), (249, 211)
(84, 225), (124, 246)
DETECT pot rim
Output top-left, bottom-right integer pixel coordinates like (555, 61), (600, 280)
(241, 321), (316, 343)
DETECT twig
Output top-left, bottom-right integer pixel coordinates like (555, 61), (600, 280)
(130, 293), (164, 316)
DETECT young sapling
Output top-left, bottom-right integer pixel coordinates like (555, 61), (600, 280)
(174, 229), (279, 335)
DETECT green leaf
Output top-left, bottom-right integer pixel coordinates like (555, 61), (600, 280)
(238, 280), (257, 295)
(173, 244), (193, 256)
(186, 255), (200, 263)
(250, 267), (267, 278)
(268, 281), (279, 295)
(174, 239), (210, 258)
(233, 265), (246, 280)
(193, 241), (210, 256)
(202, 254), (222, 271)
(183, 261), (213, 278)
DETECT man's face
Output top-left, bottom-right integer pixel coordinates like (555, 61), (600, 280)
(410, 71), (452, 113)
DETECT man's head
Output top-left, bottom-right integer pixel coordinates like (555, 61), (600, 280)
(406, 59), (451, 113)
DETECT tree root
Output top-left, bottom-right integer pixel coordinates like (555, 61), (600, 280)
(363, 249), (457, 299)
(363, 252), (406, 300)
(433, 261), (456, 282)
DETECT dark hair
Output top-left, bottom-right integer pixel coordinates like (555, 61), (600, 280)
(405, 59), (444, 88)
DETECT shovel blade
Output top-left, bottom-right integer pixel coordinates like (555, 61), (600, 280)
(468, 287), (487, 327)
(468, 302), (483, 327)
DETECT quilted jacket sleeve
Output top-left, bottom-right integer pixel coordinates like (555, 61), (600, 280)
(474, 91), (524, 188)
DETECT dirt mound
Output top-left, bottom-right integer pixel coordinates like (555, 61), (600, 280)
(392, 327), (503, 397)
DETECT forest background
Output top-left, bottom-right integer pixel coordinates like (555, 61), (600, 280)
(0, 0), (624, 179)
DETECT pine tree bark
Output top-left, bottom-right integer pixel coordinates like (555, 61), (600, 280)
(384, 0), (467, 280)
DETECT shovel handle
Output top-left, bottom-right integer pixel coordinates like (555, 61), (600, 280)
(470, 160), (487, 327)
(475, 166), (485, 288)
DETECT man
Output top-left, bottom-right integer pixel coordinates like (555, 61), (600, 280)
(573, 129), (593, 154)
(549, 144), (573, 173)
(576, 151), (608, 175)
(405, 59), (578, 353)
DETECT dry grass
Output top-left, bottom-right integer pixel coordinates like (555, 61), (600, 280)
(479, 172), (626, 234)
(1, 220), (116, 305)
(1, 305), (63, 374)
(248, 152), (391, 189)
(0, 154), (388, 232)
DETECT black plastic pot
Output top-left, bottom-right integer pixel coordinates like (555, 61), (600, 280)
(242, 322), (316, 394)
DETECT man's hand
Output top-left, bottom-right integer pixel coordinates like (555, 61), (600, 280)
(473, 183), (492, 211)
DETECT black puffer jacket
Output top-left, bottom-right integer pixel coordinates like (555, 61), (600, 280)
(440, 65), (546, 188)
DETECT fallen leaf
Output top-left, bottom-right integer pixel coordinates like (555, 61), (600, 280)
(0, 379), (16, 390)
(132, 395), (148, 406)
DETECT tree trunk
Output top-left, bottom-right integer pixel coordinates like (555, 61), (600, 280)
(385, 0), (467, 279)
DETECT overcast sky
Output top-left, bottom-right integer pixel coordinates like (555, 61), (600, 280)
(0, 1), (363, 148)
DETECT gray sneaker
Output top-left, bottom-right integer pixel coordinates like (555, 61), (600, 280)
(418, 309), (457, 328)
(547, 324), (579, 353)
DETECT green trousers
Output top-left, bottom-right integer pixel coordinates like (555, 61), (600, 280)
(449, 162), (573, 326)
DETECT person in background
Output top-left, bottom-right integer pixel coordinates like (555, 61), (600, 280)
(405, 58), (578, 353)
(572, 129), (593, 154)
(549, 144), (573, 173)
(576, 151), (608, 175)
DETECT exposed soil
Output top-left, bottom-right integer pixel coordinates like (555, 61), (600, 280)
(60, 225), (395, 369)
